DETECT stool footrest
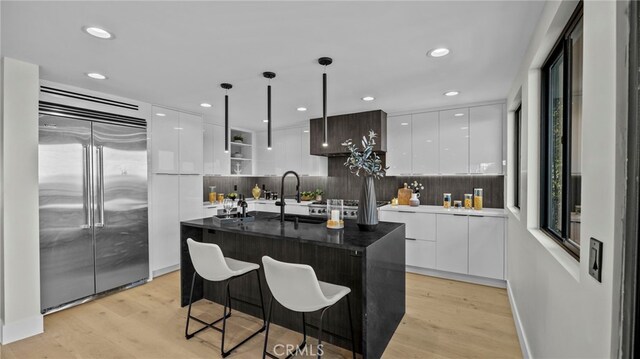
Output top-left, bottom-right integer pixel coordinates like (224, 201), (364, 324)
(185, 312), (230, 338)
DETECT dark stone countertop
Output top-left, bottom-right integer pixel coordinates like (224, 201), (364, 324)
(181, 211), (404, 251)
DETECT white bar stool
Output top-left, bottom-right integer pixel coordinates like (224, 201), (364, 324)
(261, 256), (356, 359)
(185, 238), (266, 358)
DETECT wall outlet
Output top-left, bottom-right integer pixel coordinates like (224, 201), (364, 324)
(589, 237), (603, 282)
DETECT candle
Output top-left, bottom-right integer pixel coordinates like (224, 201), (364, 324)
(331, 209), (340, 222)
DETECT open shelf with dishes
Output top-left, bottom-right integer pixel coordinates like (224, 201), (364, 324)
(230, 128), (253, 175)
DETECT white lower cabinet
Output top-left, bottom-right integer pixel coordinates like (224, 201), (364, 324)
(468, 215), (504, 279)
(151, 174), (180, 272)
(436, 214), (469, 274)
(405, 239), (436, 269)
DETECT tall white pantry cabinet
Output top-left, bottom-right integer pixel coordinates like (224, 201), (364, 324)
(149, 107), (204, 274)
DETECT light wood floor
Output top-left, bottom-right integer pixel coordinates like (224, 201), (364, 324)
(1, 272), (522, 359)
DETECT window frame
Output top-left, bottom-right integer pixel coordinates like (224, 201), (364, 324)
(540, 2), (583, 260)
(514, 105), (522, 209)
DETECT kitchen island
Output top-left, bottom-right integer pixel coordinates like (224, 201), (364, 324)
(180, 212), (405, 359)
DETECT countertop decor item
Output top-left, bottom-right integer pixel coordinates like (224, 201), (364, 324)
(208, 186), (217, 204)
(408, 180), (424, 194)
(443, 193), (452, 209)
(409, 192), (420, 207)
(252, 184), (261, 200)
(326, 199), (345, 229)
(314, 188), (324, 201)
(397, 184), (412, 205)
(474, 188), (483, 210)
(464, 194), (473, 209)
(300, 191), (315, 201)
(391, 197), (399, 207)
(342, 130), (389, 231)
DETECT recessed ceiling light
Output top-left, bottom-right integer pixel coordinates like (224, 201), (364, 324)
(362, 96), (375, 101)
(454, 113), (465, 117)
(303, 130), (309, 133)
(297, 107), (307, 112)
(200, 103), (212, 108)
(428, 48), (450, 58)
(444, 91), (459, 97)
(86, 72), (107, 80)
(156, 113), (166, 117)
(400, 122), (409, 126)
(84, 26), (113, 39)
(263, 119), (269, 123)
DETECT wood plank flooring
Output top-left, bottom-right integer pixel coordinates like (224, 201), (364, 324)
(1, 272), (521, 358)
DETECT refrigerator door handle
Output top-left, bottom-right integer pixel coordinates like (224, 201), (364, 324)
(81, 145), (92, 229)
(96, 145), (105, 228)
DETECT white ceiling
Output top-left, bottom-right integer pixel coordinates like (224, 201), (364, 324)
(2, 1), (544, 130)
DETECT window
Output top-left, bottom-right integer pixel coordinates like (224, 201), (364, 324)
(514, 105), (522, 209)
(540, 3), (583, 259)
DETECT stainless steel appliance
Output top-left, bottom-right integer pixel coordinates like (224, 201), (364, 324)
(39, 105), (148, 313)
(308, 200), (388, 219)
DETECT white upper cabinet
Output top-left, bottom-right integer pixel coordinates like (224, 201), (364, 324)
(151, 108), (180, 174)
(203, 123), (230, 175)
(411, 112), (439, 174)
(386, 115), (412, 176)
(179, 175), (204, 222)
(255, 127), (327, 176)
(439, 108), (469, 174)
(179, 113), (203, 175)
(469, 104), (503, 174)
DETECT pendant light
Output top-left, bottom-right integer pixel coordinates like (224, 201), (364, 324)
(318, 57), (332, 147)
(220, 83), (232, 153)
(263, 72), (276, 150)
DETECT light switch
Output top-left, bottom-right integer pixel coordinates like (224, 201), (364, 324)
(589, 238), (603, 282)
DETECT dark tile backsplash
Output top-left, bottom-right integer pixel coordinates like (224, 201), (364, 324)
(203, 173), (505, 208)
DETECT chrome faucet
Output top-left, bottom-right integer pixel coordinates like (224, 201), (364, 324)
(276, 171), (301, 222)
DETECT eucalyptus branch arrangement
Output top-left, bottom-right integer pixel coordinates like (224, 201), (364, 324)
(342, 130), (389, 179)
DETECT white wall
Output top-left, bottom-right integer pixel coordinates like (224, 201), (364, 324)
(1, 57), (43, 343)
(505, 1), (626, 357)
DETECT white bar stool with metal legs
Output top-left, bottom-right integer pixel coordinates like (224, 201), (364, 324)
(261, 256), (356, 359)
(185, 238), (266, 358)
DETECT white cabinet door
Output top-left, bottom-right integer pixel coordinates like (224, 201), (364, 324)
(151, 108), (180, 174)
(203, 123), (215, 175)
(283, 128), (302, 174)
(179, 113), (203, 175)
(469, 104), (503, 174)
(255, 131), (276, 176)
(151, 174), (180, 271)
(203, 206), (217, 218)
(386, 115), (413, 175)
(179, 175), (204, 221)
(468, 216), (504, 279)
(439, 109), (469, 174)
(436, 214), (469, 274)
(411, 112), (439, 174)
(379, 210), (436, 241)
(212, 124), (230, 175)
(406, 239), (436, 269)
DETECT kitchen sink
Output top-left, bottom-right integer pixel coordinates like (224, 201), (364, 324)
(269, 214), (326, 225)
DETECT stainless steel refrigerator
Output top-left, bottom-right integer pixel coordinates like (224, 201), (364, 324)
(39, 110), (149, 313)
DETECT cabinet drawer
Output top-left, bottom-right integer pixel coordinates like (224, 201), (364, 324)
(406, 239), (436, 269)
(379, 210), (436, 241)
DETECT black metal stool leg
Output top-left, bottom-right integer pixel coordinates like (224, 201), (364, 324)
(221, 280), (231, 358)
(185, 272), (197, 339)
(255, 269), (267, 327)
(347, 295), (356, 359)
(317, 306), (330, 358)
(262, 297), (274, 359)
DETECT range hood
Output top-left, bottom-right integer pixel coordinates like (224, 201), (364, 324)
(309, 109), (387, 156)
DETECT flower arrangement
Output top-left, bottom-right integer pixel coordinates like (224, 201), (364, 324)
(406, 181), (425, 193)
(342, 130), (389, 179)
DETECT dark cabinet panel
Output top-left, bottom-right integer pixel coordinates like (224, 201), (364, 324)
(310, 110), (387, 156)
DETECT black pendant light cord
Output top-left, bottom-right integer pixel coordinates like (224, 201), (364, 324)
(318, 57), (332, 148)
(263, 72), (276, 150)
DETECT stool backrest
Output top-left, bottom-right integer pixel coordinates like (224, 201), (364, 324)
(187, 238), (234, 281)
(262, 256), (331, 312)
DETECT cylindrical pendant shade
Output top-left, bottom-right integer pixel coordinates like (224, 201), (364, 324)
(224, 94), (229, 153)
(268, 84), (272, 149)
(322, 72), (328, 147)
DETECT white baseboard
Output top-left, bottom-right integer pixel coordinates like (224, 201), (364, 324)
(2, 314), (44, 344)
(406, 266), (507, 288)
(507, 281), (531, 359)
(152, 264), (180, 278)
